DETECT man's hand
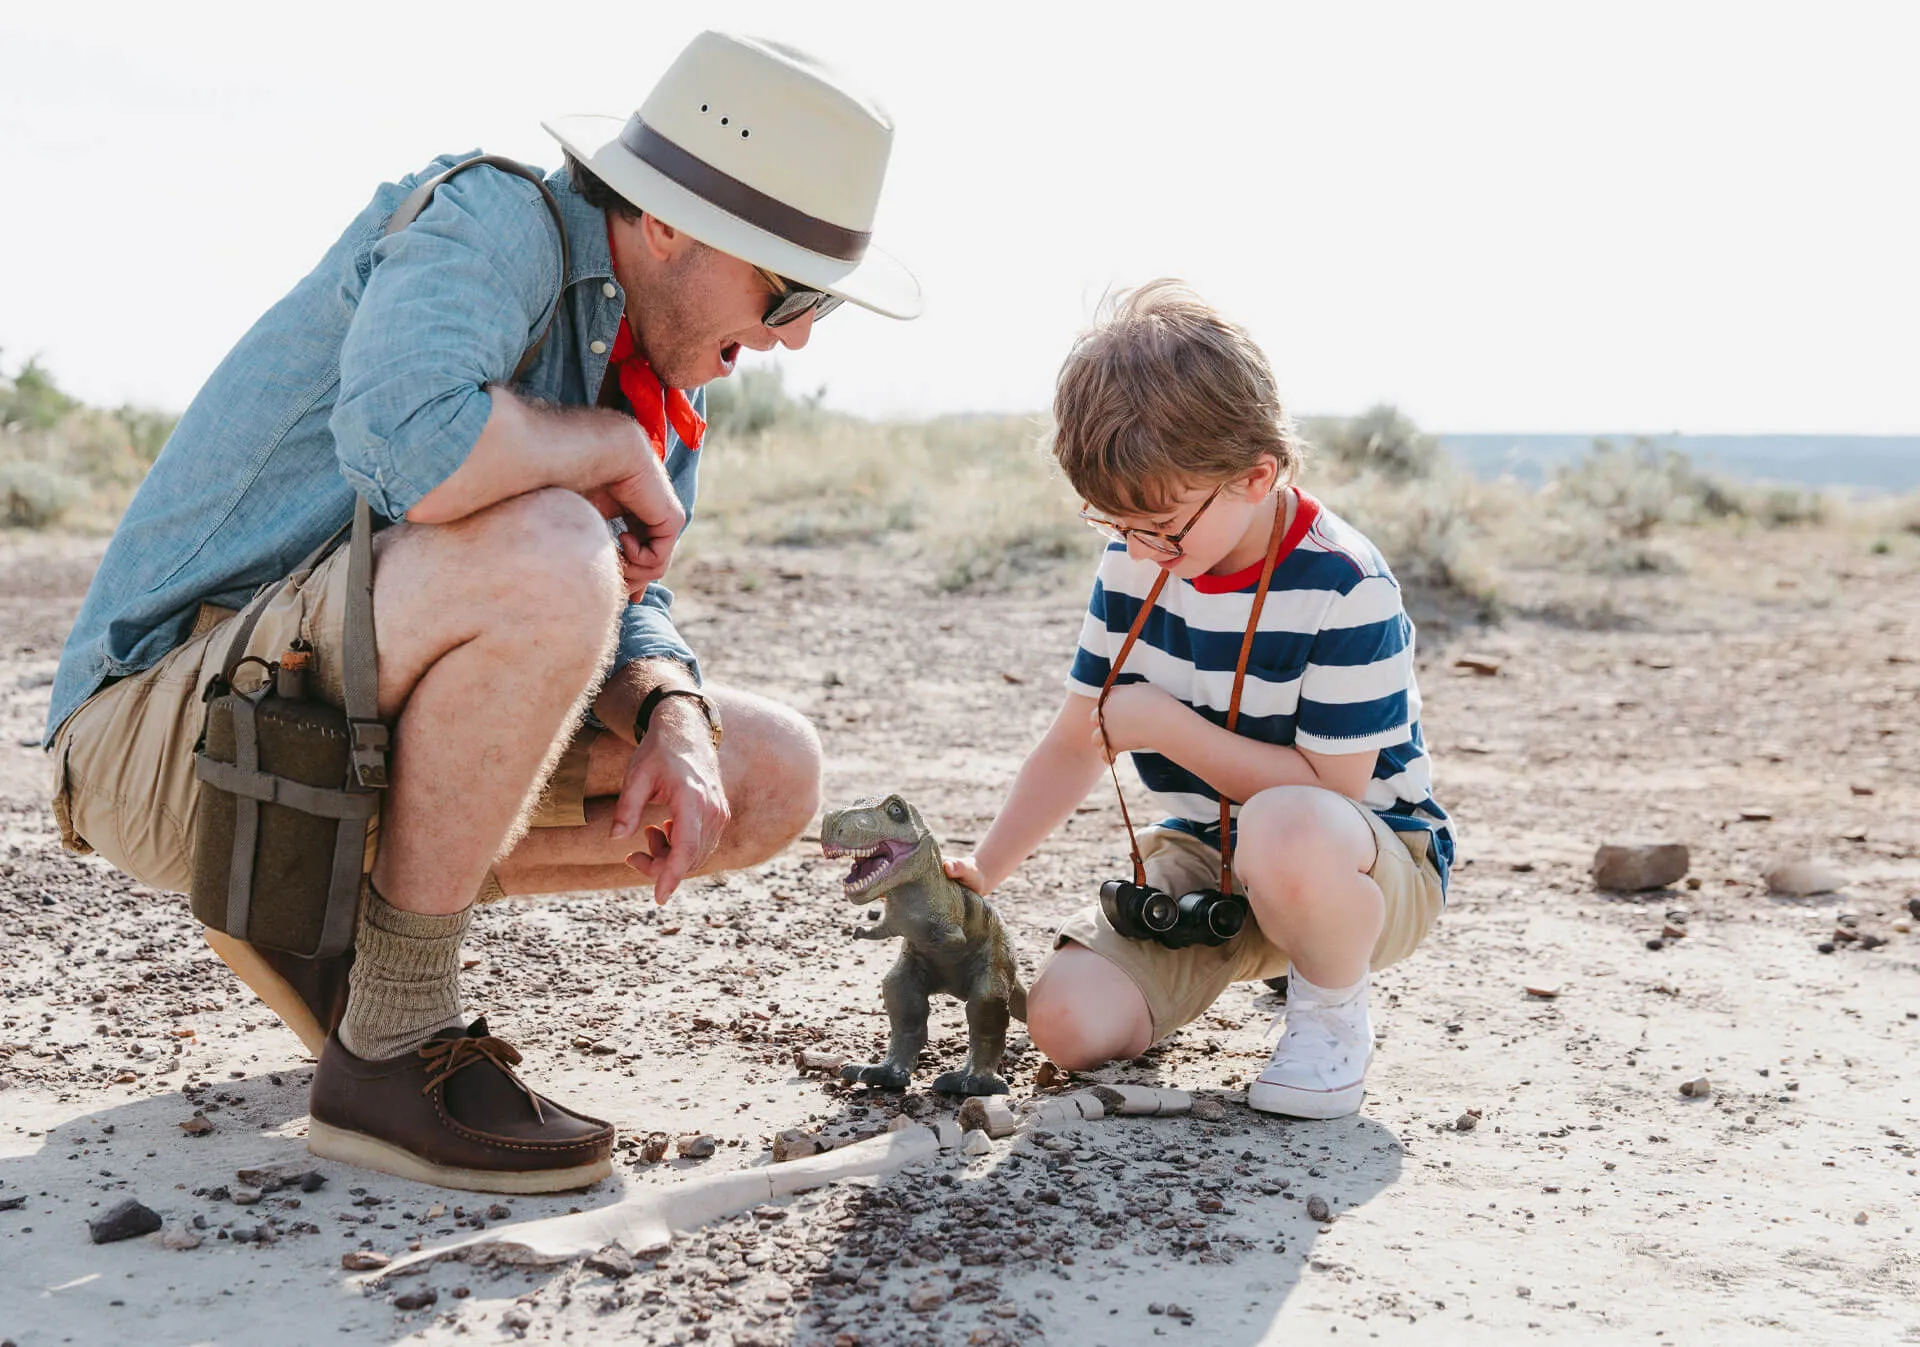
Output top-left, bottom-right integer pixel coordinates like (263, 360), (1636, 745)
(943, 853), (987, 895)
(609, 701), (730, 905)
(583, 458), (686, 600)
(1089, 682), (1183, 760)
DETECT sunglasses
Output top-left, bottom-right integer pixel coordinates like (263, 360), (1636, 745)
(1079, 482), (1226, 561)
(754, 266), (845, 328)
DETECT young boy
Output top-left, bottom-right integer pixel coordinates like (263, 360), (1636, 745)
(945, 281), (1453, 1118)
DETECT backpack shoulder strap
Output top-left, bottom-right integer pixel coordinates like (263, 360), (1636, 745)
(384, 154), (572, 383)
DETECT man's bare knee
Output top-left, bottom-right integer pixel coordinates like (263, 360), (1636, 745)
(714, 690), (823, 861)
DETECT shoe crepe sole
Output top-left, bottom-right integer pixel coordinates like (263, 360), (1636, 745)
(203, 929), (326, 1058)
(1246, 1079), (1366, 1120)
(307, 1119), (612, 1195)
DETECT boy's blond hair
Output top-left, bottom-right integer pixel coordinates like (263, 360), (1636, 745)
(1051, 280), (1305, 518)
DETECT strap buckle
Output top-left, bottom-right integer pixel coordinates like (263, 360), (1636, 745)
(349, 719), (390, 789)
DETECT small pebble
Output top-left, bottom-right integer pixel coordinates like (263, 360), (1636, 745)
(676, 1134), (717, 1160)
(907, 1282), (947, 1312)
(1679, 1077), (1712, 1098)
(392, 1288), (437, 1311)
(341, 1250), (391, 1271)
(1306, 1194), (1332, 1223)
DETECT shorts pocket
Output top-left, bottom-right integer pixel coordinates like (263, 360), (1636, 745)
(49, 732), (94, 857)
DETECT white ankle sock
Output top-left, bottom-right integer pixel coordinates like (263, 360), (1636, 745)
(1288, 969), (1368, 1005)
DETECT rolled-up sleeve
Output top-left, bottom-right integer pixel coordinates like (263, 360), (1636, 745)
(330, 166), (560, 518)
(609, 390), (707, 683)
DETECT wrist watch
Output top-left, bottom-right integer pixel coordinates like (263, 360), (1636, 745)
(634, 686), (723, 750)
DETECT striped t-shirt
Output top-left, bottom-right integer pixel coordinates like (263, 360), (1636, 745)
(1065, 489), (1454, 895)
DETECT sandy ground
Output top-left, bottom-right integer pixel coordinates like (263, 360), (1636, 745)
(2, 525), (1918, 1346)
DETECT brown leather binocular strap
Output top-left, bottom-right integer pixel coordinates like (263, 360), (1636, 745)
(1095, 489), (1293, 895)
(1217, 501), (1291, 893)
(1096, 569), (1171, 887)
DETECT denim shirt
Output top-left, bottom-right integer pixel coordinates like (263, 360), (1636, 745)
(45, 152), (703, 747)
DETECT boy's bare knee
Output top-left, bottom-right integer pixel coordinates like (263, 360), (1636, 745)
(1237, 785), (1370, 884)
(1026, 953), (1151, 1069)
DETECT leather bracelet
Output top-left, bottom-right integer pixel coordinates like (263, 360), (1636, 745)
(634, 686), (722, 748)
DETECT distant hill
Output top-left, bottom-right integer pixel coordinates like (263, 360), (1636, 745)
(1438, 433), (1920, 493)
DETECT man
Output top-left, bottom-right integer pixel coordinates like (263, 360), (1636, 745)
(43, 32), (920, 1192)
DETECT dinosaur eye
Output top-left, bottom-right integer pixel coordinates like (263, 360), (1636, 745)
(886, 800), (906, 823)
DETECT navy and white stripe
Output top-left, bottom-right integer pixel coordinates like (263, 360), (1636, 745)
(1065, 493), (1455, 895)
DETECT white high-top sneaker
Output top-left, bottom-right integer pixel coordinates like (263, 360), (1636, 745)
(1248, 970), (1373, 1118)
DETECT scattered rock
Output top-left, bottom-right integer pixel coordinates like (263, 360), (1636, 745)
(907, 1282), (948, 1312)
(487, 1204), (512, 1221)
(1523, 983), (1561, 1000)
(1306, 1194), (1332, 1224)
(1855, 1211), (1869, 1225)
(1849, 784), (1875, 796)
(1679, 1077), (1712, 1098)
(1816, 941), (1837, 955)
(640, 1133), (671, 1164)
(961, 1130), (993, 1156)
(178, 1114), (213, 1136)
(773, 1129), (823, 1163)
(1033, 1061), (1067, 1090)
(1646, 938), (1666, 952)
(1591, 844), (1690, 893)
(1454, 1112), (1480, 1132)
(1190, 1096), (1228, 1122)
(1662, 923), (1688, 939)
(341, 1250), (391, 1271)
(1908, 897), (1920, 922)
(1856, 932), (1888, 951)
(88, 1198), (162, 1244)
(230, 1185), (263, 1206)
(675, 1134), (717, 1160)
(160, 1224), (203, 1251)
(501, 1304), (533, 1331)
(1452, 655), (1501, 676)
(392, 1288), (438, 1312)
(793, 1048), (849, 1075)
(236, 1163), (323, 1194)
(586, 1245), (636, 1279)
(1764, 860), (1849, 897)
(1737, 807), (1774, 822)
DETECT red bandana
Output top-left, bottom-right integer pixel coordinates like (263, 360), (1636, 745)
(606, 318), (706, 461)
(601, 218), (706, 461)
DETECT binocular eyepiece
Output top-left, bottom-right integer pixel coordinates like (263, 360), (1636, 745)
(1099, 878), (1248, 949)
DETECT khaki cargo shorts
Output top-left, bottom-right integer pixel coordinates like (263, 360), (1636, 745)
(49, 542), (595, 895)
(1055, 800), (1445, 1044)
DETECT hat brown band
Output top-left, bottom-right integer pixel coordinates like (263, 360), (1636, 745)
(619, 115), (871, 264)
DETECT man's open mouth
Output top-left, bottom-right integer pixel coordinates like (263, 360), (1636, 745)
(719, 342), (740, 375)
(822, 838), (916, 896)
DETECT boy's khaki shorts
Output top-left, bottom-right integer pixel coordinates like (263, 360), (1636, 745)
(49, 543), (594, 896)
(1055, 800), (1445, 1044)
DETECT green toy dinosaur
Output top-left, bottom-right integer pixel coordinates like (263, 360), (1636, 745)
(820, 794), (1027, 1096)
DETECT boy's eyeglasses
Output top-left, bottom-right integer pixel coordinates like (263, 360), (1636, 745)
(1079, 482), (1226, 561)
(753, 266), (845, 328)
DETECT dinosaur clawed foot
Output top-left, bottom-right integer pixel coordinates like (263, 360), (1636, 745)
(932, 1070), (1009, 1097)
(840, 1062), (912, 1090)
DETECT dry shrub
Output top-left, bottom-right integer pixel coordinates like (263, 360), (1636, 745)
(1, 358), (176, 533)
(694, 410), (1095, 588)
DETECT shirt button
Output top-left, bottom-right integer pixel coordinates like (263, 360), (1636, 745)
(602, 282), (618, 298)
(590, 339), (608, 355)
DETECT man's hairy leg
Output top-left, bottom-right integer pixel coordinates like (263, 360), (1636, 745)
(491, 686), (821, 897)
(366, 488), (626, 915)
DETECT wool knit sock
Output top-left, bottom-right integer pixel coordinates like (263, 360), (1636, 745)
(336, 883), (473, 1061)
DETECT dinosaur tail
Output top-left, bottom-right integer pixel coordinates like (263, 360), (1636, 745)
(1009, 982), (1028, 1023)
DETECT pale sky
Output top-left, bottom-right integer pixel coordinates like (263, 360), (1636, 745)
(3, 1), (1916, 434)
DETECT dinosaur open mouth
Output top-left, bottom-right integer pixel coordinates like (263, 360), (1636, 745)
(822, 838), (917, 897)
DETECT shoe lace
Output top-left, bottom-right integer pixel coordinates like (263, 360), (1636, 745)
(1264, 1001), (1351, 1059)
(418, 1033), (545, 1123)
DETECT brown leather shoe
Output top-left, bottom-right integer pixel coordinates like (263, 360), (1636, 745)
(203, 929), (352, 1057)
(306, 1018), (614, 1194)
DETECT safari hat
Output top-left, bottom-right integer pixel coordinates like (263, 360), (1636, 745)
(544, 31), (921, 320)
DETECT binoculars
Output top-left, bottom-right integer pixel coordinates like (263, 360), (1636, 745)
(1099, 878), (1248, 949)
